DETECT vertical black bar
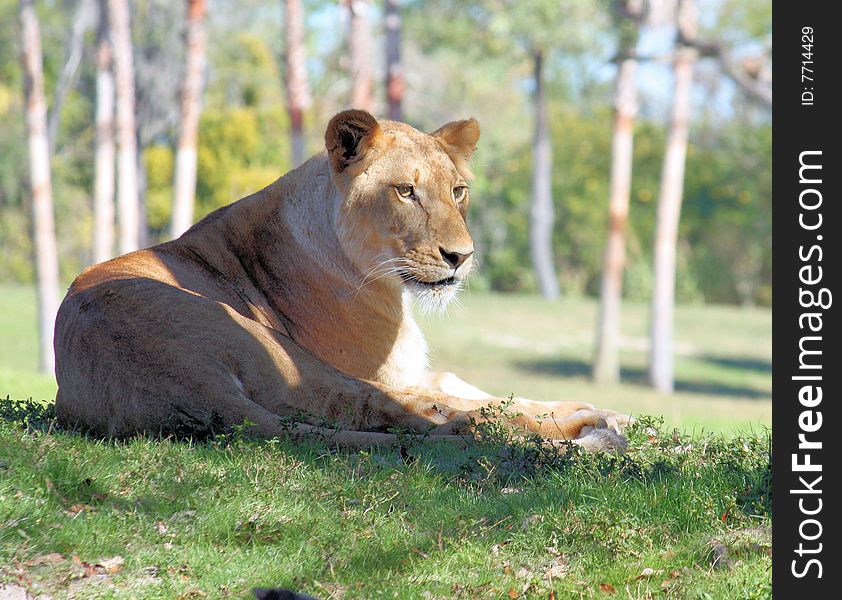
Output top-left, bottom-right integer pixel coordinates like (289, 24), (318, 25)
(773, 1), (839, 595)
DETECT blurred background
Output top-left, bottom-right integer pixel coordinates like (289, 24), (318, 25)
(1, 0), (771, 433)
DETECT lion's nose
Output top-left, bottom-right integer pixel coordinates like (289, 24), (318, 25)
(439, 248), (474, 270)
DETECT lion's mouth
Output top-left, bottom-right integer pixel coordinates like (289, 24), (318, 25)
(401, 274), (457, 288)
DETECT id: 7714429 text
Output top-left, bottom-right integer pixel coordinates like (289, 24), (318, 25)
(802, 26), (814, 106)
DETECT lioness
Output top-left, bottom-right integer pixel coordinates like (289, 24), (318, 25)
(55, 110), (629, 450)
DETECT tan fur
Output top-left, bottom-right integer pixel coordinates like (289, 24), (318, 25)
(54, 110), (630, 448)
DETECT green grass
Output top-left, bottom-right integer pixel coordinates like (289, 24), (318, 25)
(1, 404), (770, 599)
(0, 286), (58, 404)
(0, 284), (772, 598)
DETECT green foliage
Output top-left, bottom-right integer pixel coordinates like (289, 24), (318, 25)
(0, 75), (30, 282)
(682, 124), (772, 305)
(143, 145), (175, 231)
(407, 0), (607, 58)
(0, 209), (33, 282)
(195, 107), (289, 220)
(706, 0), (772, 44)
(205, 30), (285, 110)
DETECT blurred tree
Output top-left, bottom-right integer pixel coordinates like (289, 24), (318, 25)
(47, 0), (95, 155)
(649, 0), (697, 393)
(93, 0), (116, 263)
(593, 0), (645, 385)
(171, 0), (208, 238)
(132, 0), (185, 245)
(108, 0), (140, 253)
(507, 1), (604, 299)
(19, 0), (60, 373)
(693, 0), (771, 108)
(132, 1), (183, 145)
(344, 0), (374, 111)
(283, 0), (312, 167)
(384, 0), (403, 120)
(462, 0), (603, 299)
(528, 46), (558, 299)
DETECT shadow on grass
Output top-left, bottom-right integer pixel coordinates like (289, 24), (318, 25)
(514, 358), (771, 400)
(700, 355), (772, 374)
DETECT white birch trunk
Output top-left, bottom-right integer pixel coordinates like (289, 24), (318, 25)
(529, 49), (559, 300)
(171, 0), (208, 238)
(108, 0), (140, 254)
(93, 0), (116, 263)
(19, 0), (61, 374)
(649, 0), (697, 393)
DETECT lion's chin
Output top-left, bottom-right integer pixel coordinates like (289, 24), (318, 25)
(404, 278), (462, 314)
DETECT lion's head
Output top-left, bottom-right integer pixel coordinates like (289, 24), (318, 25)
(325, 110), (479, 312)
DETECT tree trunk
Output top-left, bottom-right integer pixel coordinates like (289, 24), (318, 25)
(593, 57), (638, 384)
(384, 0), (403, 121)
(529, 49), (559, 300)
(19, 0), (61, 374)
(93, 0), (115, 263)
(283, 0), (311, 168)
(649, 0), (697, 393)
(344, 0), (373, 112)
(593, 1), (643, 384)
(108, 0), (140, 254)
(171, 0), (208, 238)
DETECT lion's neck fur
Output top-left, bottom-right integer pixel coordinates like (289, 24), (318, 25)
(190, 153), (429, 389)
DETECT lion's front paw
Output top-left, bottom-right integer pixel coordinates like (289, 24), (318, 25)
(538, 408), (633, 452)
(576, 410), (633, 438)
(574, 420), (629, 453)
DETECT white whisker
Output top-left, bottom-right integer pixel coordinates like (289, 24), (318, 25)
(346, 256), (413, 298)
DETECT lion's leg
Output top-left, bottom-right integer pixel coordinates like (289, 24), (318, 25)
(425, 371), (631, 447)
(159, 380), (473, 449)
(228, 348), (625, 448)
(426, 371), (493, 400)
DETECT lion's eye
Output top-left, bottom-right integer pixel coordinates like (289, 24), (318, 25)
(396, 184), (415, 199)
(453, 186), (468, 203)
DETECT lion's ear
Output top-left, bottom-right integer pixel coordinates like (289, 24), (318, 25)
(325, 110), (382, 174)
(431, 118), (481, 180)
